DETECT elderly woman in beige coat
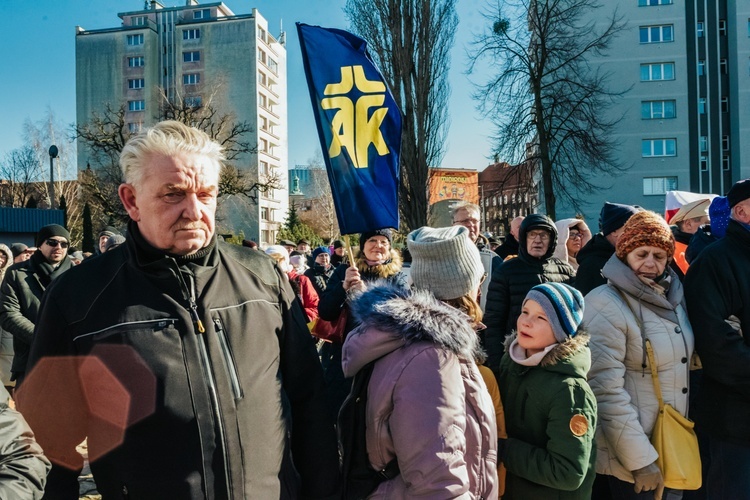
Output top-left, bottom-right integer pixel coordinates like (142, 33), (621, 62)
(583, 211), (694, 500)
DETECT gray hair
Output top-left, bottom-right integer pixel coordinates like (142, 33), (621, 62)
(119, 120), (224, 188)
(451, 201), (480, 220)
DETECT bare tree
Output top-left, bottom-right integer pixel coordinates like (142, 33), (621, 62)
(0, 147), (45, 207)
(471, 0), (627, 219)
(345, 0), (457, 231)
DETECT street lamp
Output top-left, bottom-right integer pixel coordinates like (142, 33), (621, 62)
(48, 145), (58, 210)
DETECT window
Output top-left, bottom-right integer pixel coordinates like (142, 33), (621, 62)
(721, 97), (729, 112)
(700, 156), (708, 171)
(259, 93), (267, 108)
(128, 122), (142, 134)
(127, 34), (144, 46)
(719, 20), (727, 36)
(720, 59), (728, 74)
(128, 56), (145, 67)
(183, 73), (200, 85)
(639, 0), (672, 4)
(260, 116), (268, 131)
(641, 100), (676, 119)
(699, 98), (706, 114)
(699, 136), (708, 152)
(132, 16), (147, 26)
(193, 9), (211, 20)
(723, 135), (730, 151)
(267, 57), (278, 74)
(640, 25), (674, 43)
(642, 138), (676, 157)
(183, 51), (200, 62)
(258, 27), (267, 42)
(128, 78), (145, 89)
(183, 29), (200, 40)
(641, 62), (675, 81)
(698, 60), (705, 76)
(723, 155), (730, 171)
(643, 176), (678, 195)
(128, 100), (145, 111)
(260, 138), (268, 153)
(185, 96), (202, 107)
(261, 207), (270, 221)
(260, 160), (270, 176)
(697, 22), (704, 38)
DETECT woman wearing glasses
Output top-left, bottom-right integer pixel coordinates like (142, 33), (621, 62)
(553, 219), (592, 271)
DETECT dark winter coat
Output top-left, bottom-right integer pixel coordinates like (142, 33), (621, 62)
(342, 285), (498, 498)
(0, 251), (72, 376)
(0, 385), (50, 497)
(685, 224), (717, 264)
(20, 226), (340, 499)
(483, 214), (576, 374)
(499, 333), (597, 500)
(304, 263), (335, 296)
(684, 220), (750, 445)
(495, 235), (519, 260)
(575, 233), (615, 296)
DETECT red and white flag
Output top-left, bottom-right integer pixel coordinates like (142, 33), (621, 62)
(664, 190), (718, 224)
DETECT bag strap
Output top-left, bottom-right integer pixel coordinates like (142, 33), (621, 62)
(644, 340), (665, 411)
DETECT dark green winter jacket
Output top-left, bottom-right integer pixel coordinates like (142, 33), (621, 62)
(498, 333), (597, 500)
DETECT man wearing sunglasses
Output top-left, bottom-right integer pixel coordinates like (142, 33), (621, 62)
(0, 224), (71, 391)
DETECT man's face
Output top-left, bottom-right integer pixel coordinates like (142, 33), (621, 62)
(40, 237), (69, 264)
(297, 243), (310, 254)
(16, 248), (35, 263)
(452, 208), (480, 242)
(119, 152), (218, 256)
(98, 234), (110, 253)
(334, 246), (345, 256)
(526, 228), (551, 258)
(282, 244), (296, 254)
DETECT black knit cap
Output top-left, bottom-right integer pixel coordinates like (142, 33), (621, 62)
(36, 224), (70, 247)
(359, 228), (392, 249)
(9, 243), (27, 258)
(599, 202), (640, 236)
(727, 179), (750, 208)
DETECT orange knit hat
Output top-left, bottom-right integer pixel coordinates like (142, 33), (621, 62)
(615, 211), (675, 261)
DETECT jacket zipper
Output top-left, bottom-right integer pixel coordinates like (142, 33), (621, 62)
(177, 268), (232, 496)
(213, 316), (243, 399)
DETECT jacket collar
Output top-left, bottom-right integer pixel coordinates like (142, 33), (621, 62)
(601, 253), (684, 314)
(503, 331), (591, 377)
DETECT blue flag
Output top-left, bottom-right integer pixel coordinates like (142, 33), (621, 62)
(297, 23), (401, 235)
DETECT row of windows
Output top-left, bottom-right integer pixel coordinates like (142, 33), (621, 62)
(127, 34), (144, 46)
(642, 138), (676, 157)
(184, 51), (200, 62)
(184, 29), (200, 40)
(193, 9), (211, 20)
(641, 100), (675, 119)
(128, 100), (145, 112)
(128, 56), (144, 67)
(128, 78), (144, 89)
(641, 62), (674, 81)
(699, 135), (730, 153)
(639, 0), (672, 5)
(183, 73), (200, 85)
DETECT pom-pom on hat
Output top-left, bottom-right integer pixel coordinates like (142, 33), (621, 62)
(359, 228), (392, 249)
(727, 178), (750, 208)
(599, 202), (640, 236)
(407, 225), (484, 301)
(524, 283), (584, 343)
(615, 211), (675, 261)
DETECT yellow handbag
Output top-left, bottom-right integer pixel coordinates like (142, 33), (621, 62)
(645, 340), (702, 490)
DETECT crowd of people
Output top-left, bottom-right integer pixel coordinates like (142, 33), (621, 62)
(0, 120), (747, 499)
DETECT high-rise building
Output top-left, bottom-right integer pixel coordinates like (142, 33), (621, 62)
(75, 1), (288, 244)
(555, 0), (749, 221)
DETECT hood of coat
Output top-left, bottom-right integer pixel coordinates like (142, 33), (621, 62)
(0, 244), (13, 278)
(601, 253), (684, 313)
(342, 284), (482, 377)
(553, 218), (592, 264)
(355, 249), (403, 279)
(503, 331), (591, 377)
(518, 214), (558, 262)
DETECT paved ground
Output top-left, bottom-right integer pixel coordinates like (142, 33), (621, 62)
(76, 441), (100, 499)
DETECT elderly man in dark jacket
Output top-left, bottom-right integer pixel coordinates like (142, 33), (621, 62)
(684, 178), (750, 500)
(0, 224), (72, 390)
(483, 214), (575, 374)
(20, 121), (340, 499)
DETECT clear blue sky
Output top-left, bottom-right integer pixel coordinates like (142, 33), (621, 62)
(0, 0), (494, 170)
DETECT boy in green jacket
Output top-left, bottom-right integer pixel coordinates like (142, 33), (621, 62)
(498, 283), (597, 499)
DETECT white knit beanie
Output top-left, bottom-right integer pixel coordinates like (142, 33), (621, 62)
(407, 226), (485, 300)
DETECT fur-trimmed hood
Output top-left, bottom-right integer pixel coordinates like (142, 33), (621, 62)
(342, 284), (482, 377)
(0, 244), (13, 282)
(355, 249), (403, 279)
(503, 331), (591, 377)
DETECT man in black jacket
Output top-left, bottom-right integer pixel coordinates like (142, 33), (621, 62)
(575, 202), (639, 296)
(0, 224), (72, 390)
(684, 178), (750, 500)
(21, 121), (340, 499)
(483, 214), (575, 373)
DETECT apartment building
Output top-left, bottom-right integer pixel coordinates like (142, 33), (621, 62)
(555, 0), (750, 221)
(75, 0), (288, 244)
